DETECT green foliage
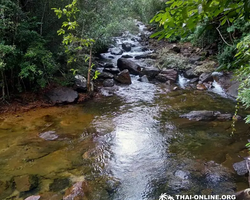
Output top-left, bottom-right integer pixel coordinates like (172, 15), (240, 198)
(217, 45), (236, 70)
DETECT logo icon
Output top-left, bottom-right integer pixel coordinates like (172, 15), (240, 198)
(159, 193), (175, 200)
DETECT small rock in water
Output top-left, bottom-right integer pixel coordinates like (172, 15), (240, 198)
(25, 196), (41, 200)
(233, 160), (249, 176)
(114, 69), (132, 85)
(39, 131), (58, 141)
(173, 86), (178, 91)
(196, 83), (207, 90)
(138, 75), (149, 83)
(103, 79), (114, 87)
(63, 181), (89, 200)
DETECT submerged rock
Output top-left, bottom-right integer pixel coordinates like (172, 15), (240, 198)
(14, 175), (38, 192)
(138, 75), (149, 83)
(180, 110), (215, 121)
(122, 42), (132, 52)
(39, 131), (58, 141)
(63, 181), (88, 200)
(110, 47), (123, 55)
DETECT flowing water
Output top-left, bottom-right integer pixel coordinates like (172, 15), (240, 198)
(1, 23), (250, 200)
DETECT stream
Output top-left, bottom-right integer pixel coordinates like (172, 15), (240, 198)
(0, 22), (250, 200)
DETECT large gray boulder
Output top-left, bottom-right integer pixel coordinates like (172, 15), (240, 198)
(117, 58), (142, 75)
(180, 110), (216, 121)
(114, 69), (132, 84)
(46, 87), (78, 104)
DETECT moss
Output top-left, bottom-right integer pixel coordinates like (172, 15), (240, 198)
(194, 61), (217, 75)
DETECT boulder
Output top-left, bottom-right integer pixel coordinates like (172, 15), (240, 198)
(122, 43), (132, 52)
(184, 68), (198, 79)
(103, 79), (114, 87)
(199, 72), (213, 83)
(138, 75), (149, 83)
(180, 110), (216, 121)
(98, 72), (114, 79)
(103, 63), (115, 68)
(14, 175), (38, 192)
(63, 182), (89, 200)
(39, 131), (58, 141)
(74, 75), (87, 91)
(233, 160), (249, 176)
(114, 69), (132, 84)
(226, 82), (240, 99)
(140, 67), (161, 80)
(25, 196), (41, 200)
(110, 47), (123, 55)
(117, 58), (141, 75)
(50, 178), (70, 192)
(161, 69), (178, 82)
(46, 88), (78, 104)
(155, 74), (169, 83)
(103, 68), (120, 75)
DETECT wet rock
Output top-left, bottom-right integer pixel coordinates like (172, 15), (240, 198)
(140, 67), (160, 80)
(117, 58), (141, 75)
(110, 47), (123, 55)
(196, 83), (207, 90)
(122, 42), (132, 52)
(199, 72), (213, 83)
(180, 111), (216, 121)
(25, 195), (41, 200)
(174, 170), (190, 180)
(74, 75), (87, 91)
(236, 188), (250, 200)
(155, 74), (169, 83)
(50, 178), (70, 192)
(98, 72), (114, 79)
(114, 69), (132, 84)
(184, 68), (198, 79)
(14, 175), (38, 192)
(46, 87), (78, 104)
(39, 131), (58, 141)
(138, 75), (149, 83)
(103, 79), (114, 87)
(190, 77), (199, 83)
(103, 63), (115, 68)
(103, 68), (120, 75)
(122, 54), (133, 58)
(63, 181), (89, 200)
(216, 114), (233, 121)
(189, 56), (202, 64)
(226, 82), (240, 99)
(233, 160), (249, 176)
(161, 69), (178, 82)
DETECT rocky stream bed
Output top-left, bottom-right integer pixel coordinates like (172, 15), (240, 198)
(1, 21), (250, 200)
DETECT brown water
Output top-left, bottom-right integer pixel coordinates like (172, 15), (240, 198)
(0, 77), (250, 200)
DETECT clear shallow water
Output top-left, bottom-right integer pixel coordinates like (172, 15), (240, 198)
(0, 78), (249, 200)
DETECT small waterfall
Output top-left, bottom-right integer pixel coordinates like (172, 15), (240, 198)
(210, 80), (227, 97)
(178, 74), (189, 89)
